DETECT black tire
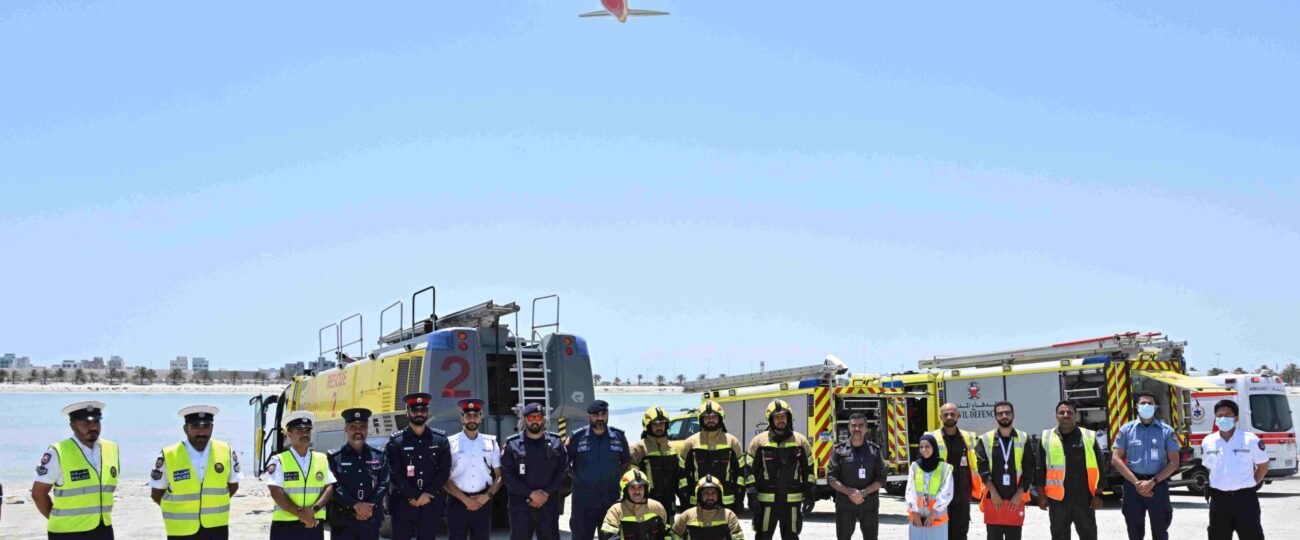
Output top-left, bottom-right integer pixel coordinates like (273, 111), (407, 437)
(884, 481), (906, 496)
(1184, 466), (1209, 496)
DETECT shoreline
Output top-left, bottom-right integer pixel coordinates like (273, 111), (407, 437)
(596, 385), (684, 394)
(0, 382), (284, 394)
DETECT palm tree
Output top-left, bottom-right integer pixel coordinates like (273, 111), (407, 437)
(1207, 367), (1226, 376)
(230, 371), (243, 385)
(31, 369), (41, 384)
(1282, 363), (1299, 385)
(697, 373), (706, 381)
(636, 374), (644, 386)
(135, 366), (149, 384)
(655, 374), (667, 386)
(54, 368), (67, 383)
(73, 368), (86, 384)
(0, 370), (7, 384)
(592, 373), (603, 386)
(675, 374), (687, 385)
(40, 368), (50, 385)
(254, 371), (268, 385)
(168, 368), (185, 385)
(613, 377), (623, 386)
(107, 368), (122, 384)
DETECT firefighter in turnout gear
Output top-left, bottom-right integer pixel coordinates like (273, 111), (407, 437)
(149, 405), (241, 540)
(926, 403), (983, 540)
(630, 407), (684, 524)
(678, 401), (747, 514)
(747, 399), (815, 540)
(671, 476), (746, 540)
(599, 469), (670, 540)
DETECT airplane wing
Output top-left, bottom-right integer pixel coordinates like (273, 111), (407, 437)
(578, 10), (613, 17)
(627, 9), (670, 16)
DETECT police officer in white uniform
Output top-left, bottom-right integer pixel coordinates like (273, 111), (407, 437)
(1201, 399), (1269, 540)
(444, 398), (503, 540)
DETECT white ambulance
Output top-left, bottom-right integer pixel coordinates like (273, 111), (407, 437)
(1184, 373), (1297, 494)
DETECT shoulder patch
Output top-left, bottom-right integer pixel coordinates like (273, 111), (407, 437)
(431, 427), (447, 436)
(505, 433), (521, 441)
(150, 469), (162, 480)
(328, 448), (340, 456)
(1258, 439), (1266, 451)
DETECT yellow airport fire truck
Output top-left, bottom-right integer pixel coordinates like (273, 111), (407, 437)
(249, 287), (596, 529)
(878, 331), (1222, 494)
(682, 356), (919, 505)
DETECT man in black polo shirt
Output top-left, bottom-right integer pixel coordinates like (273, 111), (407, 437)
(827, 412), (886, 540)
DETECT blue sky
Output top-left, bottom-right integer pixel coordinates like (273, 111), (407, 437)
(1, 1), (1297, 377)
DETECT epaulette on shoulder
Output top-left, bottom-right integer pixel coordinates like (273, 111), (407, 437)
(389, 430), (405, 440)
(327, 448), (340, 456)
(548, 431), (563, 439)
(368, 444), (385, 454)
(505, 433), (522, 441)
(481, 433), (497, 441)
(609, 426), (625, 433)
(430, 427), (447, 436)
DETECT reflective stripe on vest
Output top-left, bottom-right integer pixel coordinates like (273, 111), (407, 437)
(685, 440), (741, 505)
(926, 428), (984, 499)
(161, 440), (232, 535)
(601, 505), (667, 540)
(49, 438), (119, 533)
(979, 429), (1030, 504)
(271, 450), (328, 521)
(753, 437), (815, 503)
(1040, 428), (1100, 501)
(906, 461), (952, 527)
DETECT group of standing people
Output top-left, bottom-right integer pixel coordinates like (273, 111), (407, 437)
(27, 392), (1272, 540)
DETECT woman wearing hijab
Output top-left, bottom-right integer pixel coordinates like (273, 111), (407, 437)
(906, 434), (955, 539)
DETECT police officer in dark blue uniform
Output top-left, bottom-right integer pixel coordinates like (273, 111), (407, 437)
(566, 400), (632, 540)
(386, 393), (452, 540)
(329, 408), (390, 540)
(502, 402), (569, 540)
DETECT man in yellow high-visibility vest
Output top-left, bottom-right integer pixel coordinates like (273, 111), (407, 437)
(149, 405), (241, 540)
(31, 400), (119, 540)
(268, 411), (335, 540)
(1035, 400), (1107, 540)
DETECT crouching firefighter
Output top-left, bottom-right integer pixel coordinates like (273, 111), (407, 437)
(599, 469), (670, 540)
(747, 399), (816, 540)
(671, 476), (745, 540)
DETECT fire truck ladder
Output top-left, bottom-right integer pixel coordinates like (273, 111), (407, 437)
(682, 355), (849, 393)
(509, 329), (551, 416)
(918, 332), (1186, 371)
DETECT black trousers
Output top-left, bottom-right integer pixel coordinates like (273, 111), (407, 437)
(1208, 488), (1264, 540)
(391, 502), (445, 540)
(447, 496), (492, 540)
(1122, 479), (1172, 540)
(508, 501), (561, 540)
(169, 525), (230, 540)
(1048, 500), (1097, 540)
(834, 498), (878, 540)
(49, 523), (113, 540)
(753, 501), (802, 540)
(268, 521), (325, 540)
(986, 524), (1022, 540)
(331, 521), (381, 540)
(947, 492), (970, 540)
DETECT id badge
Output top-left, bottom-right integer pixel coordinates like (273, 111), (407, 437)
(858, 468), (866, 480)
(519, 463), (526, 475)
(407, 465), (415, 477)
(1002, 473), (1011, 486)
(1149, 448), (1160, 461)
(960, 456), (968, 467)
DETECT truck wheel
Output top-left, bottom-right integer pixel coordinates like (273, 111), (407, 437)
(884, 481), (906, 496)
(1184, 467), (1209, 496)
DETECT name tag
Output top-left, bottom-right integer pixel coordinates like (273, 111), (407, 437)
(858, 468), (866, 480)
(519, 464), (526, 475)
(173, 469), (191, 482)
(407, 465), (416, 477)
(960, 456), (968, 467)
(70, 469), (91, 482)
(284, 472), (300, 481)
(1002, 474), (1011, 486)
(1149, 449), (1160, 461)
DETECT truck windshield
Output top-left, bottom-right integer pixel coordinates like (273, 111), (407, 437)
(667, 417), (700, 441)
(1249, 394), (1294, 432)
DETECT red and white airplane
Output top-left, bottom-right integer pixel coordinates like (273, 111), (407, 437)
(579, 0), (669, 23)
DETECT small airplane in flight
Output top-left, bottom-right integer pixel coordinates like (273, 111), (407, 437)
(579, 0), (669, 23)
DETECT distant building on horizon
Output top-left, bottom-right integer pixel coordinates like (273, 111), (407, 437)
(88, 357), (106, 369)
(283, 362), (305, 377)
(171, 356), (188, 371)
(15, 356), (31, 368)
(62, 359), (77, 369)
(0, 353), (14, 369)
(192, 357), (209, 372)
(108, 356), (124, 369)
(309, 357), (335, 373)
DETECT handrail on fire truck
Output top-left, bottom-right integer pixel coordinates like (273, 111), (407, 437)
(919, 332), (1186, 371)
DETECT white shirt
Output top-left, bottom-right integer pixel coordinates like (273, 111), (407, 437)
(148, 439), (243, 489)
(1201, 428), (1269, 491)
(33, 439), (100, 486)
(905, 464), (954, 516)
(448, 431), (501, 493)
(267, 447), (335, 488)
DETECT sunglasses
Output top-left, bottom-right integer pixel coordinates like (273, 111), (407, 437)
(525, 414), (545, 421)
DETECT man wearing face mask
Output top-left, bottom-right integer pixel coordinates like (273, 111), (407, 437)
(386, 392), (453, 540)
(1110, 392), (1179, 540)
(1201, 399), (1268, 540)
(150, 405), (241, 540)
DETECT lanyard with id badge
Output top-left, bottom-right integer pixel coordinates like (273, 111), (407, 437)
(999, 437), (1015, 487)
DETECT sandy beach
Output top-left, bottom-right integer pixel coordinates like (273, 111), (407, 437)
(594, 385), (684, 394)
(0, 382), (285, 394)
